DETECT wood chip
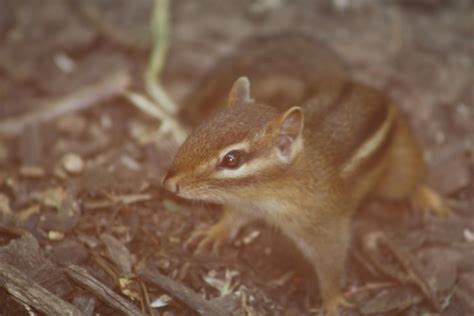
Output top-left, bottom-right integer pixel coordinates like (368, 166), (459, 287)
(72, 295), (96, 316)
(0, 193), (12, 215)
(139, 266), (231, 316)
(19, 166), (45, 178)
(100, 233), (133, 277)
(16, 204), (41, 221)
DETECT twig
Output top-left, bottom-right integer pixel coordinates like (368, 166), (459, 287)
(0, 262), (83, 316)
(139, 266), (231, 316)
(0, 71), (130, 136)
(139, 279), (153, 316)
(145, 0), (177, 115)
(387, 4), (404, 61)
(125, 92), (187, 143)
(66, 264), (146, 316)
(126, 0), (188, 144)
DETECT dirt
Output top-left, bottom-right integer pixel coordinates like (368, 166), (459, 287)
(0, 0), (473, 315)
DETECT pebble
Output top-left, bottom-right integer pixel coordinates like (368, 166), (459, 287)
(62, 153), (84, 174)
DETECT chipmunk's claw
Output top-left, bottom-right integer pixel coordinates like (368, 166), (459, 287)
(186, 212), (250, 255)
(412, 185), (451, 216)
(186, 221), (231, 255)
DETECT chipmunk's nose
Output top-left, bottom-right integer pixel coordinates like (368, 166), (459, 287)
(162, 172), (180, 194)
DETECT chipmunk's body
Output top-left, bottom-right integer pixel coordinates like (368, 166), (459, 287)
(163, 34), (447, 315)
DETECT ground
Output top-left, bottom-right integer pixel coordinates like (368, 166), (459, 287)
(0, 0), (473, 315)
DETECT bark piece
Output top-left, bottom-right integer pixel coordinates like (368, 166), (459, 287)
(0, 262), (83, 316)
(360, 286), (423, 315)
(0, 233), (73, 297)
(66, 264), (145, 316)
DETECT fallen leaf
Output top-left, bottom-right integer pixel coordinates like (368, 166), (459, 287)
(151, 294), (172, 308)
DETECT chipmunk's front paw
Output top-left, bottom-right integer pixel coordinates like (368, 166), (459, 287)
(185, 212), (250, 255)
(412, 185), (450, 216)
(189, 220), (231, 255)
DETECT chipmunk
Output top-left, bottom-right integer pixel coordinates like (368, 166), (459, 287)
(162, 34), (448, 315)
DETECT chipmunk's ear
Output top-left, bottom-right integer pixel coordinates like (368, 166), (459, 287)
(228, 77), (253, 107)
(273, 106), (304, 163)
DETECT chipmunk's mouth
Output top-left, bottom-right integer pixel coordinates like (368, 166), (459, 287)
(176, 185), (230, 204)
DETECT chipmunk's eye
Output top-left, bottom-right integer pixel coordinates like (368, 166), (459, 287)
(220, 150), (244, 169)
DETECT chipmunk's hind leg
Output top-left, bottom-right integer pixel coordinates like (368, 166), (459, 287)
(374, 112), (450, 216)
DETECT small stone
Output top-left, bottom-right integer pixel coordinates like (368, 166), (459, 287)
(54, 52), (76, 73)
(464, 229), (474, 242)
(48, 230), (65, 241)
(62, 153), (84, 174)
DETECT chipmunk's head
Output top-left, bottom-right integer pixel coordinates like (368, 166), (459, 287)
(162, 77), (304, 203)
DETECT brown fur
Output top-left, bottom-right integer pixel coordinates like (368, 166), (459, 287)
(163, 34), (431, 316)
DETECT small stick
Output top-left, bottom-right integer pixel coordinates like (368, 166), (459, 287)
(126, 0), (187, 144)
(139, 266), (231, 316)
(125, 91), (187, 144)
(66, 264), (146, 316)
(0, 71), (130, 136)
(0, 262), (83, 316)
(145, 0), (177, 115)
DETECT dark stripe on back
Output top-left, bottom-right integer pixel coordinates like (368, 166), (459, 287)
(324, 80), (354, 122)
(306, 79), (355, 130)
(343, 94), (390, 165)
